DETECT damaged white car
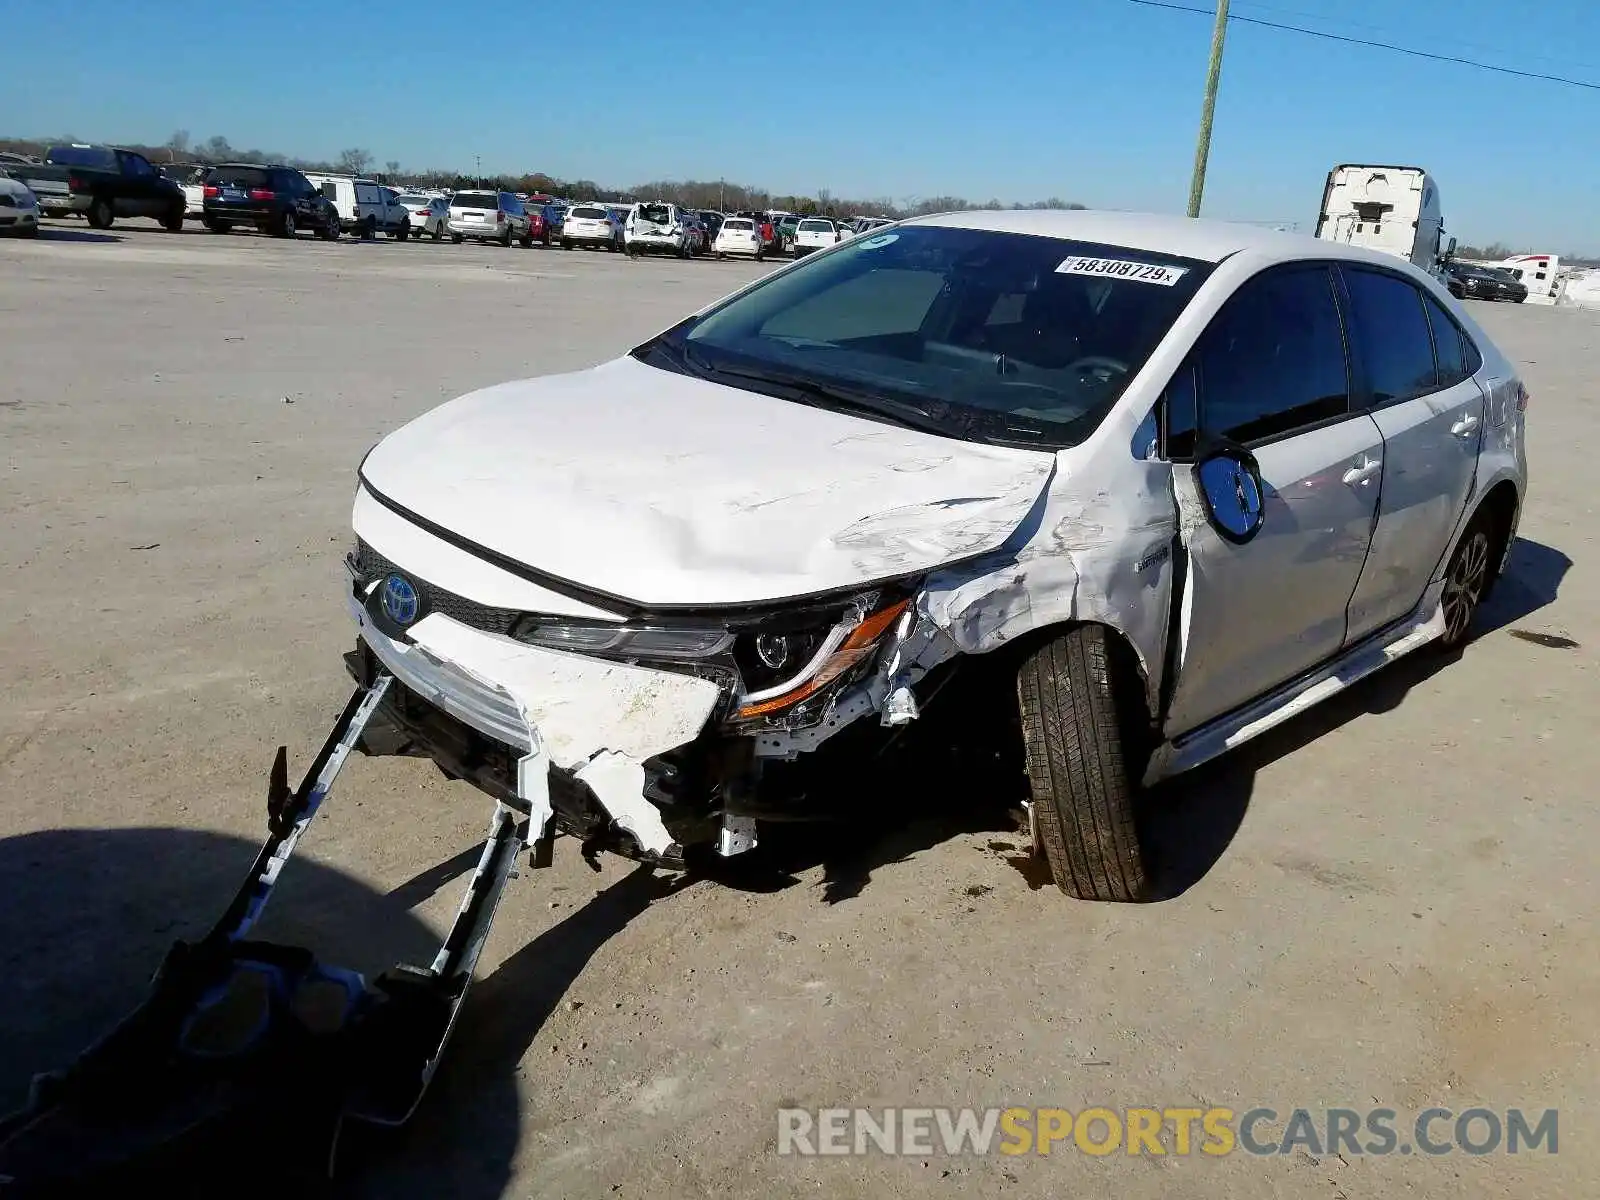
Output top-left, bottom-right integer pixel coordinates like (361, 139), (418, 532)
(345, 210), (1528, 903)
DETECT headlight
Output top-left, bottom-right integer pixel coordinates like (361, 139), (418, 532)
(509, 592), (912, 722)
(513, 618), (732, 659)
(729, 595), (909, 720)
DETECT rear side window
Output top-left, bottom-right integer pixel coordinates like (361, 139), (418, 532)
(1194, 266), (1351, 445)
(1422, 294), (1469, 388)
(1342, 268), (1440, 405)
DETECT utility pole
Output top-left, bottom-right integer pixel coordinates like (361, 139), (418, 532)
(475, 155), (482, 188)
(1186, 0), (1230, 218)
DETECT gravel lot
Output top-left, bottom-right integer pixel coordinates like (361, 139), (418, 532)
(1, 222), (1595, 1198)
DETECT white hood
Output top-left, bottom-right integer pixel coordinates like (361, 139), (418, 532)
(359, 356), (1055, 608)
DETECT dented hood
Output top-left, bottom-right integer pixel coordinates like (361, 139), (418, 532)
(360, 356), (1055, 607)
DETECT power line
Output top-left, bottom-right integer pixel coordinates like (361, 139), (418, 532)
(1127, 0), (1600, 91)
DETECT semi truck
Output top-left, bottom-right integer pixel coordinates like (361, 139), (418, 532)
(1314, 164), (1454, 277)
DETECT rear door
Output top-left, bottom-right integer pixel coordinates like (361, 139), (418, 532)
(1340, 267), (1487, 642)
(1163, 264), (1385, 736)
(116, 151), (161, 217)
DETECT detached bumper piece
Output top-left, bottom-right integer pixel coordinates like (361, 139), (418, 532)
(0, 674), (533, 1192)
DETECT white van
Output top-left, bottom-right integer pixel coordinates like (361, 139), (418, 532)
(304, 173), (410, 239)
(624, 201), (690, 257)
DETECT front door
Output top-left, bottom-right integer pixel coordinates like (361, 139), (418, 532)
(1340, 268), (1487, 642)
(1163, 264), (1383, 737)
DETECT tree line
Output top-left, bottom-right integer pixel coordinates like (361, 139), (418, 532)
(0, 130), (1085, 220)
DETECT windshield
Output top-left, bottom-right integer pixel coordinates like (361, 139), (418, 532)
(653, 224), (1212, 449)
(46, 146), (117, 169)
(569, 205), (608, 219)
(635, 203), (673, 224)
(452, 192), (498, 209)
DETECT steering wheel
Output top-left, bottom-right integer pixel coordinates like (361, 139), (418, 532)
(1065, 355), (1130, 380)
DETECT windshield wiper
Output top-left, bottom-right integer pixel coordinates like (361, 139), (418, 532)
(692, 359), (974, 439)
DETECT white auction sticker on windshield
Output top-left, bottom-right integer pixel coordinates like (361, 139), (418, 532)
(857, 233), (898, 249)
(1056, 256), (1189, 286)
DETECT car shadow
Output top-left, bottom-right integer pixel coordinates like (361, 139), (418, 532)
(30, 226), (121, 243)
(1141, 536), (1570, 899)
(0, 824), (440, 1194)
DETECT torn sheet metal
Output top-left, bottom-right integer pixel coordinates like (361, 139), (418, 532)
(405, 614), (718, 854)
(918, 455), (1179, 715)
(357, 355), (1057, 607)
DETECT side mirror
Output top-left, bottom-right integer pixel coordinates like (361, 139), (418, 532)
(1194, 439), (1265, 545)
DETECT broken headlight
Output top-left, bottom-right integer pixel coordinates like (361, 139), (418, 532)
(728, 594), (910, 721)
(509, 591), (912, 724)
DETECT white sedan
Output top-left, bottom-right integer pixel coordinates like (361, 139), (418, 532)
(0, 175), (40, 237)
(398, 194), (450, 240)
(340, 209), (1527, 902)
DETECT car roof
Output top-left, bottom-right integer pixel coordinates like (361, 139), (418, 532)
(907, 209), (1405, 267)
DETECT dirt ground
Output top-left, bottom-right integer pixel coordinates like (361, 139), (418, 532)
(1, 223), (1595, 1198)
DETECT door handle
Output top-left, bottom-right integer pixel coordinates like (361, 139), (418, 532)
(1451, 414), (1481, 438)
(1342, 457), (1381, 486)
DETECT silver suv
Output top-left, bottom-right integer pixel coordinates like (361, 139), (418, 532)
(447, 190), (533, 247)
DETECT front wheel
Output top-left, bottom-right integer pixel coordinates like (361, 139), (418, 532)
(1017, 624), (1151, 902)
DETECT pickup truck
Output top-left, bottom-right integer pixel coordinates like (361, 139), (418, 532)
(0, 144), (186, 231)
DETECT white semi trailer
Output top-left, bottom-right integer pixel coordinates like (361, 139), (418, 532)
(1314, 164), (1454, 277)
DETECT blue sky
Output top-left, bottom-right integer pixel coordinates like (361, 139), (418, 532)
(3, 0), (1596, 251)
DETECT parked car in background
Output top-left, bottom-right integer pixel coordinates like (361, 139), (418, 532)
(624, 201), (692, 257)
(448, 190), (533, 246)
(605, 206), (631, 249)
(0, 175), (40, 238)
(698, 210), (725, 246)
(1444, 262), (1528, 303)
(201, 163), (341, 239)
(158, 163), (209, 218)
(305, 174), (410, 239)
(711, 214), (764, 259)
(0, 144), (185, 231)
(398, 193), (451, 239)
(561, 203), (621, 250)
(542, 203), (567, 241)
(683, 211), (708, 255)
(792, 217), (843, 256)
(852, 216), (895, 236)
(775, 213), (801, 254)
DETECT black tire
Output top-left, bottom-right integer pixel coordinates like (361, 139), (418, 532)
(395, 221), (408, 241)
(86, 198), (114, 230)
(162, 207), (185, 233)
(1016, 625), (1150, 902)
(541, 230), (551, 246)
(277, 208), (297, 238)
(1438, 514), (1496, 650)
(204, 218), (231, 234)
(452, 232), (464, 244)
(20, 224), (40, 239)
(754, 249), (764, 262)
(519, 229), (533, 247)
(362, 217), (376, 240)
(432, 223), (443, 241)
(500, 226), (514, 247)
(562, 239), (573, 250)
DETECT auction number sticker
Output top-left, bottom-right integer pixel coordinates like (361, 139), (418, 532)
(1056, 256), (1189, 286)
(857, 233), (899, 249)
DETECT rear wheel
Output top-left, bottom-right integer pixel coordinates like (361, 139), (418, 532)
(362, 217), (376, 239)
(519, 228), (533, 247)
(452, 232), (464, 244)
(277, 208), (297, 238)
(204, 217), (231, 234)
(500, 225), (514, 247)
(1016, 624), (1151, 902)
(162, 207), (185, 233)
(1439, 518), (1495, 649)
(87, 198), (114, 230)
(432, 222), (443, 241)
(394, 221), (409, 241)
(562, 238), (573, 250)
